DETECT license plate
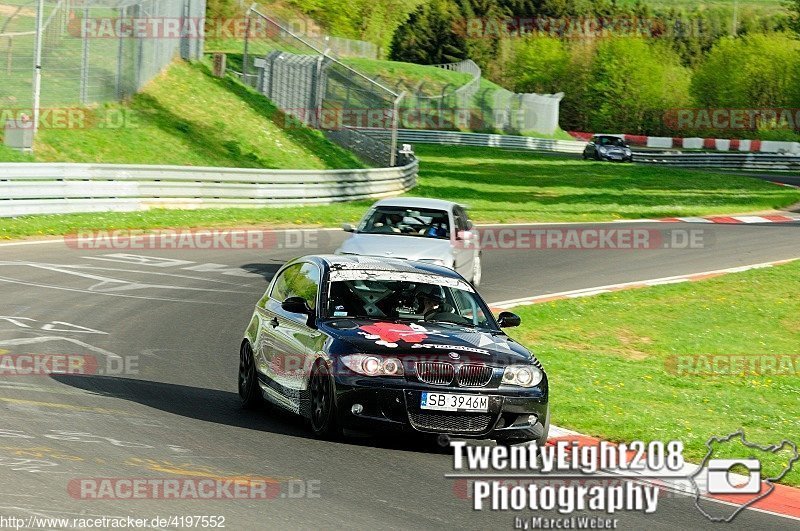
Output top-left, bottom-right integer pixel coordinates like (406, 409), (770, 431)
(421, 392), (489, 412)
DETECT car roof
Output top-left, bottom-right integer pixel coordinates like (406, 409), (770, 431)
(593, 134), (624, 140)
(299, 254), (463, 280)
(372, 197), (462, 211)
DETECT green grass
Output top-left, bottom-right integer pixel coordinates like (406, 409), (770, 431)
(2, 144), (799, 239)
(512, 260), (800, 486)
(342, 58), (475, 96)
(0, 60), (363, 170)
(0, 143), (33, 162)
(410, 145), (800, 222)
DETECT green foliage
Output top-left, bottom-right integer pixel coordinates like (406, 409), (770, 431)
(586, 39), (691, 134)
(691, 33), (800, 108)
(390, 0), (469, 63)
(506, 36), (571, 94)
(205, 0), (242, 21)
(790, 0), (800, 34)
(285, 0), (426, 54)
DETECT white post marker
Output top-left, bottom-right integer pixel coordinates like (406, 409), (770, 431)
(31, 0), (45, 140)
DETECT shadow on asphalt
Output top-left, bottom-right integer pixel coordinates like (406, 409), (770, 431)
(50, 373), (455, 454)
(240, 263), (282, 283)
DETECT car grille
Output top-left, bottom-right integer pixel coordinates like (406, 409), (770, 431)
(416, 362), (454, 386)
(408, 411), (493, 434)
(457, 364), (493, 387)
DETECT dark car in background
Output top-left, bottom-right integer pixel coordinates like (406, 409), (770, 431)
(239, 255), (549, 446)
(583, 135), (633, 162)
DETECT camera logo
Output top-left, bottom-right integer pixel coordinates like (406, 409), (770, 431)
(706, 459), (761, 494)
(689, 430), (798, 523)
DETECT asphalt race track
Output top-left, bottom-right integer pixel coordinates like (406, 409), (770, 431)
(0, 221), (798, 529)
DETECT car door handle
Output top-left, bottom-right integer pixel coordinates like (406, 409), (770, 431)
(269, 317), (279, 328)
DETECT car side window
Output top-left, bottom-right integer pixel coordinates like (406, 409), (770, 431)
(270, 263), (320, 309)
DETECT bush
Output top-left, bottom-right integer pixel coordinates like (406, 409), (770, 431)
(691, 33), (800, 109)
(586, 39), (691, 134)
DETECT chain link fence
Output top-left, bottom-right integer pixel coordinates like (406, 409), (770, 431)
(370, 59), (563, 135)
(1, 0), (204, 116)
(229, 6), (402, 167)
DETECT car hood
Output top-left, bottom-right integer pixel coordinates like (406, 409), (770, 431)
(336, 233), (451, 260)
(318, 318), (537, 366)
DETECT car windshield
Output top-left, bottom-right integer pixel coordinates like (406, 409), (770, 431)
(357, 206), (451, 239)
(325, 274), (495, 330)
(596, 136), (625, 147)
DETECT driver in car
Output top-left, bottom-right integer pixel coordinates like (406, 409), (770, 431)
(376, 213), (403, 233)
(416, 285), (454, 322)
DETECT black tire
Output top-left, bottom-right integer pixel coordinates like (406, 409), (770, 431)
(309, 360), (339, 438)
(535, 407), (551, 449)
(238, 341), (262, 409)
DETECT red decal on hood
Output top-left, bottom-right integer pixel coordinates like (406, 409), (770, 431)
(359, 323), (428, 344)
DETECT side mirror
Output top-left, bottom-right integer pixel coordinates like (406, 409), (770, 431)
(466, 220), (474, 230)
(282, 296), (312, 315)
(342, 223), (355, 233)
(497, 312), (521, 328)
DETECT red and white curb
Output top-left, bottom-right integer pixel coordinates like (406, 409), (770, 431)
(490, 258), (800, 310)
(568, 131), (800, 155)
(546, 426), (800, 521)
(654, 214), (800, 224)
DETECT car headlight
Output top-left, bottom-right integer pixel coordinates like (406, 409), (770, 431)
(341, 355), (404, 377)
(624, 148), (632, 155)
(597, 146), (608, 154)
(502, 365), (543, 387)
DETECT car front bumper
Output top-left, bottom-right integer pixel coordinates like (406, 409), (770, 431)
(331, 376), (548, 441)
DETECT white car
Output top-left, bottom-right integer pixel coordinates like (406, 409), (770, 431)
(335, 198), (482, 286)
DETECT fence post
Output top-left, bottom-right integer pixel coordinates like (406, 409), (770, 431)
(80, 6), (89, 104)
(31, 0), (44, 139)
(5, 37), (11, 76)
(242, 6), (253, 85)
(115, 7), (124, 99)
(390, 92), (406, 167)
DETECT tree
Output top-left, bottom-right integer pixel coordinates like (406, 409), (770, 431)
(691, 34), (800, 109)
(788, 0), (800, 35)
(586, 38), (691, 134)
(390, 0), (469, 64)
(507, 36), (569, 93)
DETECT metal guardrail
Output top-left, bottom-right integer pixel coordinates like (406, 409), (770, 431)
(392, 129), (586, 154)
(632, 152), (800, 172)
(0, 158), (418, 218)
(391, 129), (800, 171)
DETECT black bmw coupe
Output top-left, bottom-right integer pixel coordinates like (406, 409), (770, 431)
(239, 255), (549, 446)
